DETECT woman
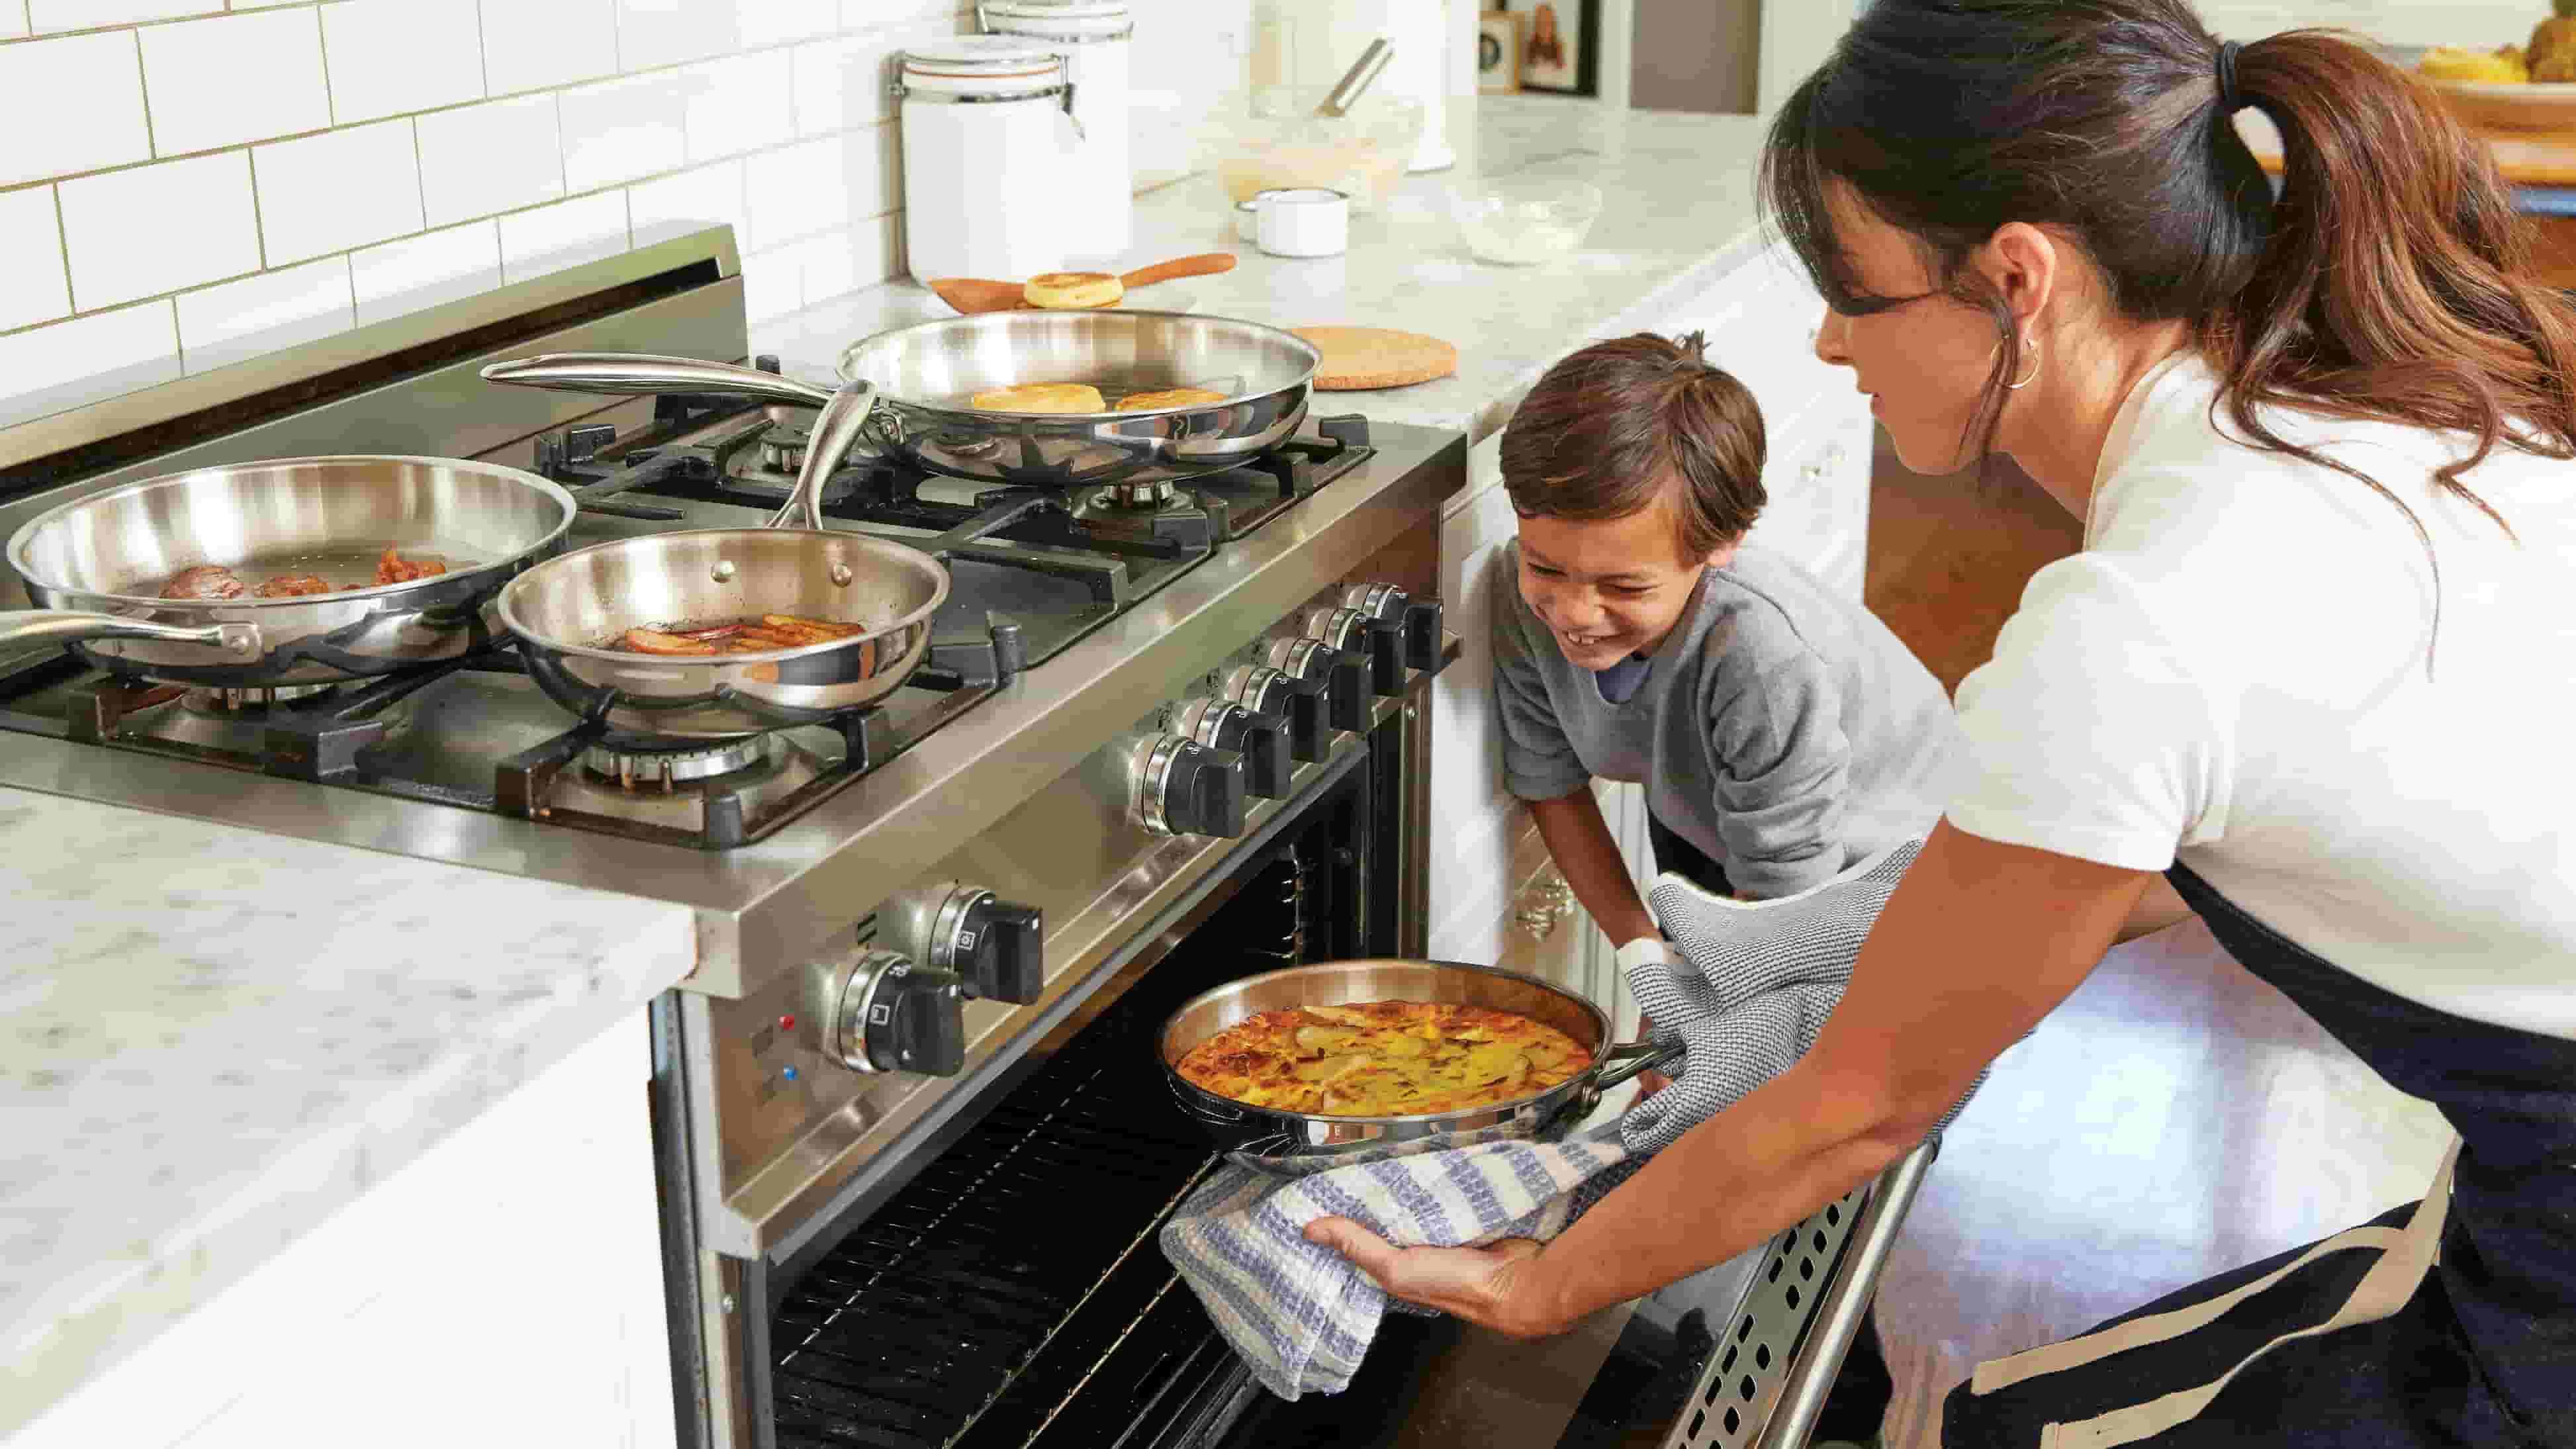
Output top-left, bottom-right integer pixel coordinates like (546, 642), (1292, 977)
(1307, 2), (2576, 1444)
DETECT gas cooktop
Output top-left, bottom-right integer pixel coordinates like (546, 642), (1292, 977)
(0, 396), (1379, 851)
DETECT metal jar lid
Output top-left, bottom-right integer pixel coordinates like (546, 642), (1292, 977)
(978, 0), (1133, 41)
(899, 34), (1068, 82)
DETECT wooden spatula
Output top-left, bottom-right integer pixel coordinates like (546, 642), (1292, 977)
(926, 254), (1238, 314)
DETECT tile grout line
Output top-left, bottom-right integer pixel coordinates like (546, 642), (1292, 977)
(46, 183), (70, 319)
(315, 3), (338, 127)
(128, 27), (156, 160)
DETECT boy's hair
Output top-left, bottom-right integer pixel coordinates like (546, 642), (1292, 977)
(1499, 332), (1766, 561)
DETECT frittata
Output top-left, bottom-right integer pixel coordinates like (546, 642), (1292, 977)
(1173, 1000), (1594, 1117)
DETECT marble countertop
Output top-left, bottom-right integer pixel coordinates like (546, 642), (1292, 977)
(0, 787), (696, 1436)
(755, 99), (1782, 451)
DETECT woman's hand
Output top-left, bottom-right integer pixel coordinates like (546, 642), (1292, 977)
(1302, 1219), (1571, 1338)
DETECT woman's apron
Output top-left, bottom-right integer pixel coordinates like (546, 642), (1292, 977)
(1943, 862), (2576, 1448)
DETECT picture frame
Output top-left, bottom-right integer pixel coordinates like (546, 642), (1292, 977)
(1477, 11), (1526, 95)
(1513, 0), (1599, 97)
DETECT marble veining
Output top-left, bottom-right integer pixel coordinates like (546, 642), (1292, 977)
(755, 102), (1784, 450)
(0, 786), (696, 1436)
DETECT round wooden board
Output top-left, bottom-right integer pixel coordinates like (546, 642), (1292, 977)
(1291, 326), (1459, 391)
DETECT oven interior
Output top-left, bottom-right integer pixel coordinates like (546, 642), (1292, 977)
(746, 745), (1469, 1449)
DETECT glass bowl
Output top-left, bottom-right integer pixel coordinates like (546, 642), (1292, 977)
(1450, 177), (1606, 265)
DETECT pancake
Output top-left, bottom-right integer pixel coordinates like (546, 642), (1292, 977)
(1023, 271), (1125, 308)
(1173, 999), (1594, 1117)
(1115, 387), (1230, 410)
(969, 381), (1107, 413)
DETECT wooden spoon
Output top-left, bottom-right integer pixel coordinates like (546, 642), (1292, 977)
(925, 254), (1239, 314)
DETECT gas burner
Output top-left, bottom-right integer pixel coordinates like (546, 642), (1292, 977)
(584, 735), (771, 790)
(757, 424), (809, 475)
(181, 682), (340, 715)
(1098, 477), (1179, 508)
(1070, 485), (1218, 549)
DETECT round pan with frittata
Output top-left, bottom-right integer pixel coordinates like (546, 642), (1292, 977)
(1156, 958), (1684, 1176)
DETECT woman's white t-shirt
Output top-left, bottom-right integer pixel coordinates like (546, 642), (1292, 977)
(1950, 353), (2576, 1040)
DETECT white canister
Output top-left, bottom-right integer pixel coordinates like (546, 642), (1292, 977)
(1254, 187), (1348, 258)
(978, 0), (1132, 261)
(897, 37), (1083, 283)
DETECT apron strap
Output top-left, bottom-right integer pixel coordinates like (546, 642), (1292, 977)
(1966, 1139), (2460, 1449)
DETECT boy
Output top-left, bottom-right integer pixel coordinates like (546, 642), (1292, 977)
(1491, 332), (1962, 1449)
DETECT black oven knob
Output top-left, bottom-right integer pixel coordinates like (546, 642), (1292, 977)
(1222, 665), (1329, 763)
(875, 882), (1044, 1004)
(1138, 734), (1246, 838)
(1175, 697), (1293, 799)
(1342, 583), (1446, 673)
(1266, 637), (1368, 734)
(811, 951), (967, 1077)
(1303, 606), (1403, 697)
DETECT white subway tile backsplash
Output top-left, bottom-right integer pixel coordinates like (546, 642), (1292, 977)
(739, 250), (802, 322)
(252, 119), (425, 265)
(628, 159), (749, 251)
(680, 52), (792, 163)
(321, 0), (486, 125)
(175, 256), (354, 374)
(0, 187), (71, 333)
(0, 32), (152, 188)
(58, 151), (259, 309)
(558, 73), (686, 191)
(616, 0), (741, 73)
(416, 95), (565, 226)
(350, 220), (501, 326)
(743, 130), (876, 250)
(0, 10), (23, 39)
(0, 301), (178, 428)
(498, 190), (629, 282)
(837, 0), (960, 26)
(140, 10), (330, 156)
(481, 0), (618, 97)
(791, 30), (914, 138)
(735, 0), (835, 47)
(26, 0), (210, 31)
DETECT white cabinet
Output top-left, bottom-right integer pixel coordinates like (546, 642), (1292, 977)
(18, 1017), (674, 1449)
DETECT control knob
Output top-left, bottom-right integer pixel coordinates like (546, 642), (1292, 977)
(803, 951), (967, 1077)
(1174, 697), (1293, 799)
(1340, 583), (1446, 672)
(1303, 606), (1403, 697)
(1221, 665), (1329, 763)
(1265, 636), (1367, 733)
(1134, 733), (1247, 837)
(879, 882), (1045, 1004)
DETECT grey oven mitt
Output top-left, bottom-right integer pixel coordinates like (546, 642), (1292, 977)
(1624, 837), (1981, 1155)
(1160, 837), (1968, 1402)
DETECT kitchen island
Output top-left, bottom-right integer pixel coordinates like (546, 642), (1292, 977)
(1, 787), (694, 1445)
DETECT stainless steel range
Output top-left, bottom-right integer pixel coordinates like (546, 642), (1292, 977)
(0, 230), (1916, 1449)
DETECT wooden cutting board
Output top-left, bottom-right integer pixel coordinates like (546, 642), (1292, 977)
(1291, 326), (1459, 391)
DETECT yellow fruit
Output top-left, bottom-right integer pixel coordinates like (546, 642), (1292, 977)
(2418, 44), (2530, 84)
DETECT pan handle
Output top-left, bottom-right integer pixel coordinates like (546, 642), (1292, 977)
(767, 381), (878, 531)
(0, 610), (261, 656)
(1588, 1035), (1688, 1095)
(479, 353), (837, 409)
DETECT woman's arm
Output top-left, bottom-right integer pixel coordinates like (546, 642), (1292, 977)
(1307, 819), (2156, 1334)
(1528, 786), (1659, 947)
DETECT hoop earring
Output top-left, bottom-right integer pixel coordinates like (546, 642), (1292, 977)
(2003, 337), (2042, 391)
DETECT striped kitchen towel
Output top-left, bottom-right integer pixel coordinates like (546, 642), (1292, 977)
(1160, 839), (1976, 1401)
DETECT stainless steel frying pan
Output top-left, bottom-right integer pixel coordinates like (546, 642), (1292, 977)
(1158, 958), (1682, 1178)
(479, 308), (1322, 491)
(0, 456), (576, 686)
(497, 380), (954, 739)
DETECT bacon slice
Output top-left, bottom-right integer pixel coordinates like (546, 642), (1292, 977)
(161, 565), (246, 600)
(253, 574), (336, 598)
(620, 627), (720, 656)
(374, 546), (448, 585)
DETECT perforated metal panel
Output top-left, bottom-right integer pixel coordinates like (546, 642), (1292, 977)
(1659, 1139), (1939, 1449)
(1661, 1184), (1867, 1449)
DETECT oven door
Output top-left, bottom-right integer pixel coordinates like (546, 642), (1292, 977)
(698, 706), (1932, 1449)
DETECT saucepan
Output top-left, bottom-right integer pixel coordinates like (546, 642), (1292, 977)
(496, 381), (953, 740)
(479, 308), (1323, 491)
(0, 457), (577, 686)
(1157, 958), (1683, 1178)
